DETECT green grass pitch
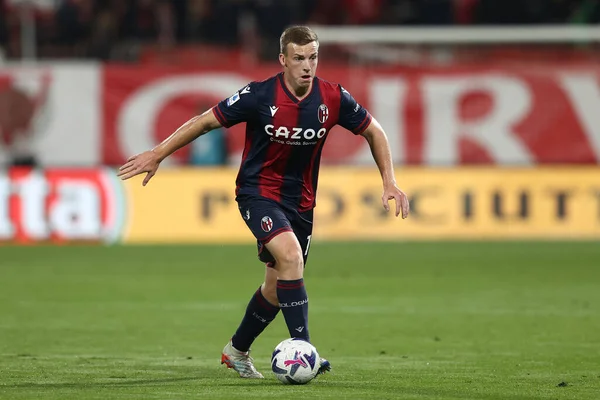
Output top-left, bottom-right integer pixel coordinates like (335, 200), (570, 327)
(1, 242), (599, 399)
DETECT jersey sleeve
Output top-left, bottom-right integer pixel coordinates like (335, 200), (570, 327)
(212, 82), (256, 128)
(337, 85), (372, 135)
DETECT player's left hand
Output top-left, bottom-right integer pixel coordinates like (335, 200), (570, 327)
(382, 184), (410, 219)
(117, 150), (161, 186)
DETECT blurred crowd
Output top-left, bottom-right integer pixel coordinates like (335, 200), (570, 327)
(1, 0), (599, 61)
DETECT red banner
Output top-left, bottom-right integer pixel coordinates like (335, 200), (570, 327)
(103, 64), (600, 165)
(0, 168), (125, 244)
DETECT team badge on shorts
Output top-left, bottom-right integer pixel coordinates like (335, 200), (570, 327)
(261, 216), (273, 232)
(318, 104), (329, 123)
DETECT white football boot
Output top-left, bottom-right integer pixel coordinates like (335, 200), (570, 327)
(221, 341), (264, 379)
(317, 358), (331, 375)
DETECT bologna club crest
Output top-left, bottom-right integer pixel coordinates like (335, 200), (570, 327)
(261, 216), (273, 232)
(318, 104), (329, 124)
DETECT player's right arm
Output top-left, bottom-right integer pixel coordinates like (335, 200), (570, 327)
(116, 109), (223, 186)
(118, 82), (256, 186)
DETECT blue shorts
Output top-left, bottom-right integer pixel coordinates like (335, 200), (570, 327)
(236, 195), (314, 266)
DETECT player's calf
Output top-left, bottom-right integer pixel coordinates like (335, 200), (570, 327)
(261, 265), (279, 306)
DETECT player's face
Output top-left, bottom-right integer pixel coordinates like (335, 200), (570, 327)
(280, 42), (319, 90)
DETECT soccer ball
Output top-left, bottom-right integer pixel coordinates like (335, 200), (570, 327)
(271, 338), (320, 384)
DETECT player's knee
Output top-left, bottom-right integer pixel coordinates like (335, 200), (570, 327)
(279, 247), (303, 268)
(275, 247), (304, 276)
(266, 233), (304, 278)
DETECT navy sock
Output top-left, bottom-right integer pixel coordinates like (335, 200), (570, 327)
(231, 287), (280, 352)
(277, 279), (310, 342)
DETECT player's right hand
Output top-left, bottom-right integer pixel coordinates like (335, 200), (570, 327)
(117, 150), (161, 186)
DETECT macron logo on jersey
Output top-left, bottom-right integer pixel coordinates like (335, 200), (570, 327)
(269, 106), (279, 117)
(241, 86), (251, 95)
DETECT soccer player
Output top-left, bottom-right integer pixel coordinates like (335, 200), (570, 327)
(117, 25), (410, 379)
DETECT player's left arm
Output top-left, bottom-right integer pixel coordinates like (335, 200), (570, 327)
(360, 119), (410, 219)
(337, 85), (409, 218)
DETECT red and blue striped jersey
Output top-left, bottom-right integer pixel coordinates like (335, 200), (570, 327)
(213, 73), (372, 212)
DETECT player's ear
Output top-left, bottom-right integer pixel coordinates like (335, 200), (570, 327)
(278, 53), (286, 68)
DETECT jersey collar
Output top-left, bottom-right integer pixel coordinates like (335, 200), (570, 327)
(278, 72), (316, 105)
